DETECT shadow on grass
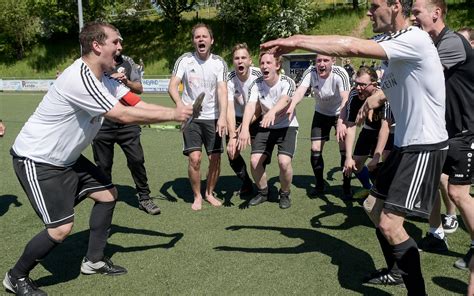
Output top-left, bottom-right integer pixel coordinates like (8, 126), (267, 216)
(36, 224), (183, 287)
(159, 176), (277, 209)
(214, 225), (391, 295)
(432, 276), (467, 294)
(0, 194), (22, 216)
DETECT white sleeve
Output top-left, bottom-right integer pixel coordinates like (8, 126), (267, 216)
(378, 29), (429, 63)
(298, 66), (313, 88)
(227, 78), (235, 102)
(172, 54), (188, 79)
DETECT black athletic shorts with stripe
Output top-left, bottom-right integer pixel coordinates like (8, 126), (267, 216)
(11, 152), (114, 228)
(443, 133), (474, 185)
(310, 111), (338, 141)
(251, 126), (298, 159)
(182, 119), (223, 156)
(370, 146), (448, 219)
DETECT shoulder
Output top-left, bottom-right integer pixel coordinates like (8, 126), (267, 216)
(250, 67), (262, 78)
(211, 54), (227, 65)
(227, 70), (237, 82)
(280, 74), (296, 86)
(332, 66), (350, 81)
(176, 52), (194, 64)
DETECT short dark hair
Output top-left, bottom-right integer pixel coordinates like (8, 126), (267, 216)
(387, 0), (413, 18)
(356, 66), (379, 83)
(192, 23), (213, 39)
(79, 21), (118, 55)
(426, 0), (448, 20)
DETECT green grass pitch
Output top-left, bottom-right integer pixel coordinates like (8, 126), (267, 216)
(0, 92), (470, 295)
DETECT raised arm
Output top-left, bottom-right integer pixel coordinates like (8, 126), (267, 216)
(261, 35), (387, 60)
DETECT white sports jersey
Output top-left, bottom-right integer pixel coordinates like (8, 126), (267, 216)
(248, 74), (298, 129)
(299, 65), (350, 116)
(227, 67), (262, 117)
(376, 26), (448, 148)
(12, 58), (128, 166)
(172, 52), (228, 120)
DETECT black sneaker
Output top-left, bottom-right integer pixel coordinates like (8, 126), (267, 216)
(3, 270), (47, 295)
(249, 190), (268, 206)
(279, 190), (291, 209)
(138, 199), (161, 215)
(441, 214), (458, 234)
(363, 268), (404, 286)
(454, 248), (474, 271)
(418, 232), (449, 253)
(80, 257), (127, 276)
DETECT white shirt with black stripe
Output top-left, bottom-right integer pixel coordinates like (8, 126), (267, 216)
(227, 67), (262, 117)
(172, 52), (228, 120)
(299, 65), (350, 116)
(12, 58), (128, 167)
(248, 74), (298, 129)
(376, 26), (448, 149)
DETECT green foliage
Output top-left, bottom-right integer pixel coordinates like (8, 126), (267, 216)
(260, 0), (318, 42)
(0, 0), (41, 60)
(151, 0), (197, 23)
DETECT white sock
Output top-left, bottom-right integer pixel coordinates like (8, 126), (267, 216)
(429, 227), (445, 240)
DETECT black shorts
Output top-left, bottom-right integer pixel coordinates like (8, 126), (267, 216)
(443, 134), (474, 185)
(370, 147), (447, 219)
(354, 128), (394, 157)
(311, 111), (338, 141)
(12, 154), (113, 228)
(251, 126), (298, 159)
(226, 116), (260, 142)
(183, 119), (223, 156)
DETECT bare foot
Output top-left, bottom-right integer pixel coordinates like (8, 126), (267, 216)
(205, 194), (222, 207)
(192, 197), (202, 211)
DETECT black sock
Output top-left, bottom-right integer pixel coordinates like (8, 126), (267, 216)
(392, 237), (426, 296)
(340, 151), (351, 193)
(310, 151), (324, 186)
(375, 228), (401, 273)
(11, 229), (61, 279)
(229, 155), (251, 184)
(86, 201), (116, 262)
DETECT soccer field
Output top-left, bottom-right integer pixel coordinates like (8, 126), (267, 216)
(0, 92), (470, 295)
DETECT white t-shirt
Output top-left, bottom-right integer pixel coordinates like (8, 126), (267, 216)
(172, 52), (228, 120)
(299, 65), (350, 116)
(227, 67), (262, 118)
(248, 75), (298, 129)
(12, 58), (128, 166)
(376, 26), (448, 148)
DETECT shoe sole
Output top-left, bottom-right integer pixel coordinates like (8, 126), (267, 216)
(443, 227), (458, 234)
(138, 205), (161, 215)
(3, 273), (15, 294)
(80, 267), (127, 276)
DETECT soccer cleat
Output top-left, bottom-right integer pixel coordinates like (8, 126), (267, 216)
(138, 199), (161, 215)
(278, 190), (291, 209)
(454, 248), (474, 271)
(80, 257), (127, 276)
(441, 214), (458, 234)
(249, 191), (268, 206)
(363, 268), (404, 286)
(418, 232), (449, 253)
(3, 270), (47, 296)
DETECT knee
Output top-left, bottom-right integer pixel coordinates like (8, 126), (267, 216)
(189, 155), (201, 170)
(363, 196), (376, 214)
(250, 155), (262, 170)
(47, 223), (73, 242)
(378, 218), (396, 239)
(278, 158), (292, 172)
(448, 186), (466, 205)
